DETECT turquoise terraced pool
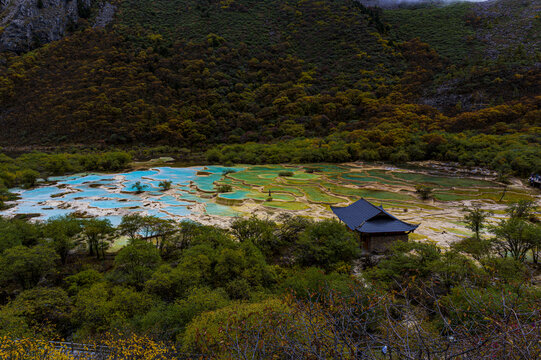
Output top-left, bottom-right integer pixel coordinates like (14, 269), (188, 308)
(3, 166), (244, 223)
(1, 164), (535, 232)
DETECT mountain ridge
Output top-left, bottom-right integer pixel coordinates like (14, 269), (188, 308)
(0, 0), (538, 167)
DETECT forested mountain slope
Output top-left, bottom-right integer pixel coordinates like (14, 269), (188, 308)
(0, 0), (539, 167)
(382, 0), (541, 110)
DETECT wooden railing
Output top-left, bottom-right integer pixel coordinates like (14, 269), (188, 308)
(45, 340), (207, 359)
(48, 341), (111, 359)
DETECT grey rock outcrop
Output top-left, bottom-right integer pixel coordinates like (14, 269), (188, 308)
(0, 0), (92, 53)
(93, 1), (115, 28)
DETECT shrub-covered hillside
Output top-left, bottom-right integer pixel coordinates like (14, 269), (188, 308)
(383, 0), (541, 110)
(0, 0), (539, 173)
(0, 0), (405, 145)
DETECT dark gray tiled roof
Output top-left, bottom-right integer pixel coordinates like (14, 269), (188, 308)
(331, 198), (418, 234)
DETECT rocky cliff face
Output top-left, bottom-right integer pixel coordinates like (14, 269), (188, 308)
(0, 0), (92, 52)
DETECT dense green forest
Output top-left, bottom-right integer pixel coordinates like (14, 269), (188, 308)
(0, 202), (539, 357)
(0, 0), (539, 175)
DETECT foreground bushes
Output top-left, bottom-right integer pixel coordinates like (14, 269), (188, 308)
(189, 281), (541, 359)
(0, 209), (539, 356)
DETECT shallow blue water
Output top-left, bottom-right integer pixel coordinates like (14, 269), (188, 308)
(143, 209), (170, 219)
(193, 166), (243, 192)
(14, 186), (66, 200)
(3, 166), (245, 223)
(120, 170), (159, 181)
(61, 188), (122, 200)
(219, 190), (250, 199)
(194, 174), (222, 192)
(162, 206), (191, 216)
(62, 174), (112, 185)
(205, 203), (240, 217)
(89, 200), (143, 209)
(157, 196), (192, 206)
(124, 181), (160, 192)
(152, 167), (200, 184)
(12, 202), (78, 221)
(97, 215), (124, 227)
(180, 193), (211, 203)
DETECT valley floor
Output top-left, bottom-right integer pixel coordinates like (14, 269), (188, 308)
(3, 161), (539, 246)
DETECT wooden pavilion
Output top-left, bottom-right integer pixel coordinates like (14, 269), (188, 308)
(331, 198), (419, 254)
